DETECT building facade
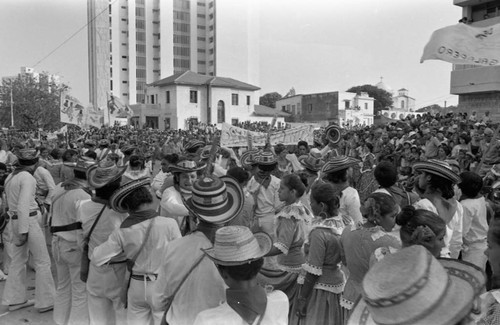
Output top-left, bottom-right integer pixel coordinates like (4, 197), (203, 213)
(88, 0), (259, 111)
(130, 71), (265, 129)
(451, 0), (500, 118)
(276, 91), (374, 126)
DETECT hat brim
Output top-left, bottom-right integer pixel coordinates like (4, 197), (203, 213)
(348, 259), (482, 325)
(184, 176), (244, 224)
(413, 162), (461, 184)
(87, 164), (127, 189)
(109, 177), (151, 213)
(299, 156), (322, 172)
(203, 232), (273, 266)
(240, 150), (259, 168)
(169, 162), (206, 174)
(321, 158), (359, 174)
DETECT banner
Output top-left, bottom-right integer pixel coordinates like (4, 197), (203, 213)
(60, 93), (85, 125)
(421, 23), (500, 66)
(221, 123), (314, 147)
(108, 94), (133, 117)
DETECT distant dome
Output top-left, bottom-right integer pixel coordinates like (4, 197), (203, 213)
(375, 77), (393, 94)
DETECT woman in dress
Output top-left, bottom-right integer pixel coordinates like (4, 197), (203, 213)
(92, 178), (181, 325)
(340, 192), (401, 319)
(451, 133), (471, 158)
(356, 143), (378, 203)
(258, 174), (313, 319)
(322, 156), (363, 224)
(413, 159), (463, 259)
(122, 155), (150, 182)
(160, 159), (205, 235)
(293, 182), (352, 325)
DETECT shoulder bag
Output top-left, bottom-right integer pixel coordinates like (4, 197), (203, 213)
(80, 204), (107, 282)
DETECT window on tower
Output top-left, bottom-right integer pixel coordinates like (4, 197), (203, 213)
(190, 90), (198, 103)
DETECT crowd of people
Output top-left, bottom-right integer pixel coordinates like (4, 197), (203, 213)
(0, 109), (499, 325)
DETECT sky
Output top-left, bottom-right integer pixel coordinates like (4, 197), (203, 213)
(0, 0), (462, 109)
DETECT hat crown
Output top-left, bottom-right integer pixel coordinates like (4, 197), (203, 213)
(94, 160), (121, 178)
(254, 151), (277, 165)
(212, 226), (264, 262)
(362, 246), (449, 324)
(191, 176), (227, 208)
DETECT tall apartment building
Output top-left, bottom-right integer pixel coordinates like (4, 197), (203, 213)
(451, 0), (500, 118)
(88, 0), (259, 111)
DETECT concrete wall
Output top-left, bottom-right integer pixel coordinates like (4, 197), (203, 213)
(275, 96), (303, 116)
(300, 92), (339, 123)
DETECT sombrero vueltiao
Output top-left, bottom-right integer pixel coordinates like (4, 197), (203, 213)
(240, 149), (260, 169)
(413, 159), (461, 184)
(183, 175), (244, 225)
(299, 148), (325, 172)
(169, 159), (206, 174)
(253, 151), (277, 166)
(203, 226), (272, 266)
(321, 156), (359, 174)
(348, 245), (485, 325)
(15, 149), (39, 166)
(87, 159), (127, 189)
(184, 140), (206, 153)
(109, 177), (150, 213)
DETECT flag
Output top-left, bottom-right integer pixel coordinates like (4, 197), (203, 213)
(60, 92), (85, 125)
(421, 22), (500, 66)
(108, 94), (133, 117)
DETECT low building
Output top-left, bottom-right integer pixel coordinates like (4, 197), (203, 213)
(130, 71), (284, 129)
(276, 91), (374, 126)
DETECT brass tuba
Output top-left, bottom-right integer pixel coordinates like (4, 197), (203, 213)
(325, 124), (341, 144)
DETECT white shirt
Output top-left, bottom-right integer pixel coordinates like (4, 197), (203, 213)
(247, 175), (281, 218)
(34, 166), (56, 205)
(151, 170), (170, 192)
(5, 171), (39, 234)
(461, 196), (488, 245)
(160, 186), (189, 221)
(193, 290), (289, 325)
(340, 187), (363, 224)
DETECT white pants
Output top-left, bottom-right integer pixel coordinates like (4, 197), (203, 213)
(87, 262), (127, 325)
(1, 215), (55, 308)
(128, 278), (164, 325)
(462, 240), (488, 270)
(52, 237), (89, 325)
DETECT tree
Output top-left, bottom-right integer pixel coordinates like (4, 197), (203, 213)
(0, 73), (68, 130)
(259, 92), (282, 108)
(346, 85), (393, 116)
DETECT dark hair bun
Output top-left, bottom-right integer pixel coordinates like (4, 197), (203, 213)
(396, 205), (416, 226)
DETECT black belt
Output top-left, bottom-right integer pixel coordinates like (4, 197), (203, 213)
(10, 211), (39, 220)
(131, 274), (158, 281)
(50, 222), (82, 233)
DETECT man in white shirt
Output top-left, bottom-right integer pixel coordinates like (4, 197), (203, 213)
(2, 149), (55, 312)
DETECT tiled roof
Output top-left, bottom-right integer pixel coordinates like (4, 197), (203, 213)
(149, 71), (260, 91)
(252, 105), (291, 117)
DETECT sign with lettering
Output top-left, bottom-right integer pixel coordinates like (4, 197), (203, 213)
(221, 123), (314, 147)
(421, 22), (500, 66)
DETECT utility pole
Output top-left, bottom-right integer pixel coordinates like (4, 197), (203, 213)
(10, 87), (14, 127)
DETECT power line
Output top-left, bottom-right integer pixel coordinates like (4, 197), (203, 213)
(32, 0), (119, 68)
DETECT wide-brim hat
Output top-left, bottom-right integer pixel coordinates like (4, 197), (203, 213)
(299, 149), (324, 172)
(87, 159), (127, 188)
(347, 245), (485, 325)
(63, 157), (96, 172)
(15, 149), (39, 164)
(109, 177), (150, 213)
(253, 151), (277, 166)
(169, 159), (206, 174)
(184, 175), (243, 224)
(200, 145), (219, 160)
(121, 145), (136, 155)
(203, 226), (272, 266)
(321, 156), (359, 174)
(413, 159), (461, 184)
(325, 124), (341, 144)
(184, 140), (206, 153)
(240, 149), (260, 168)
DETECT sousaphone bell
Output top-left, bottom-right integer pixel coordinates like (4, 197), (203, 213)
(325, 124), (341, 144)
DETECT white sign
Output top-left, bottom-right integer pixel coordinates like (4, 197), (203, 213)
(421, 23), (500, 66)
(221, 123), (314, 147)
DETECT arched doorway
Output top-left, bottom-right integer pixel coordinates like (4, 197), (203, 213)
(217, 100), (225, 123)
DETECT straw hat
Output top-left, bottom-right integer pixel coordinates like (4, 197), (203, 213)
(63, 157), (96, 172)
(348, 245), (485, 325)
(169, 159), (206, 174)
(253, 151), (277, 166)
(15, 149), (39, 165)
(321, 156), (359, 174)
(109, 177), (150, 213)
(413, 159), (461, 184)
(203, 226), (272, 266)
(184, 140), (205, 153)
(184, 175), (243, 224)
(240, 149), (260, 169)
(299, 148), (325, 172)
(87, 159), (127, 188)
